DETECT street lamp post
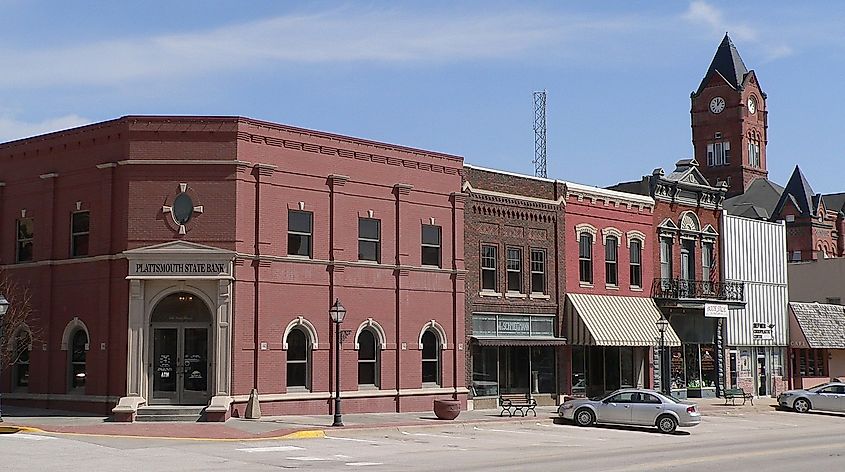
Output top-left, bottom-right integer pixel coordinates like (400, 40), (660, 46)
(0, 294), (11, 423)
(656, 317), (669, 395)
(329, 298), (348, 427)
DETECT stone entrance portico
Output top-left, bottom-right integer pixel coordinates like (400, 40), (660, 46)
(113, 241), (235, 422)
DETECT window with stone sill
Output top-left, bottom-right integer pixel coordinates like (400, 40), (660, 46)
(506, 247), (522, 293)
(629, 240), (642, 288)
(421, 224), (442, 267)
(16, 218), (34, 263)
(605, 236), (618, 286)
(288, 210), (313, 258)
(358, 217), (381, 263)
(286, 327), (311, 390)
(421, 330), (441, 386)
(530, 248), (546, 294)
(70, 211), (90, 257)
(481, 244), (497, 292)
(579, 233), (593, 284)
(69, 328), (88, 392)
(357, 329), (380, 388)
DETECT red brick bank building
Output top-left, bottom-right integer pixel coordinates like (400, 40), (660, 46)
(0, 116), (467, 421)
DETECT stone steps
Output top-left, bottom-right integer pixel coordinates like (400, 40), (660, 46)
(136, 406), (205, 422)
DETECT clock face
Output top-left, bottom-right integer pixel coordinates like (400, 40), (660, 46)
(747, 96), (757, 114)
(709, 96), (725, 114)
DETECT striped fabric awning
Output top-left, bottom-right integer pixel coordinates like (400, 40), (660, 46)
(567, 293), (681, 347)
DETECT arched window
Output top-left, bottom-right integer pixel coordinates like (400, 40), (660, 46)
(69, 329), (88, 392)
(286, 327), (310, 390)
(13, 329), (31, 390)
(421, 330), (440, 386)
(357, 329), (380, 388)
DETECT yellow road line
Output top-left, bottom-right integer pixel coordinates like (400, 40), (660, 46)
(0, 425), (326, 442)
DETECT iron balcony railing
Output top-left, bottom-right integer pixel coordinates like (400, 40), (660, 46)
(651, 278), (744, 302)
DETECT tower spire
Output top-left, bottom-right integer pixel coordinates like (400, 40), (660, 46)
(695, 32), (749, 95)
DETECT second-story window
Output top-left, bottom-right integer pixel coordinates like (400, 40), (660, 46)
(480, 245), (497, 292)
(579, 233), (593, 284)
(358, 218), (381, 262)
(605, 236), (618, 286)
(421, 224), (441, 267)
(530, 249), (546, 294)
(702, 242), (714, 281)
(707, 141), (731, 166)
(16, 218), (34, 263)
(71, 211), (90, 257)
(506, 247), (522, 293)
(660, 237), (673, 279)
(748, 138), (761, 168)
(630, 240), (642, 288)
(288, 210), (313, 258)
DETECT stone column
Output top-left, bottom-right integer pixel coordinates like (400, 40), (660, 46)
(113, 279), (146, 421)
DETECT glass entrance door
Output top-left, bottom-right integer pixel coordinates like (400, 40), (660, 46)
(151, 326), (209, 405)
(757, 352), (767, 396)
(152, 328), (178, 403)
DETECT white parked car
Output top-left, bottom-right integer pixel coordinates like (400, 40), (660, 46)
(778, 382), (845, 413)
(558, 388), (701, 434)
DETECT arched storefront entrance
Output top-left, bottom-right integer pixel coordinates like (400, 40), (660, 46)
(150, 292), (212, 405)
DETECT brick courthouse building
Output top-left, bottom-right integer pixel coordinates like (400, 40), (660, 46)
(0, 116), (468, 421)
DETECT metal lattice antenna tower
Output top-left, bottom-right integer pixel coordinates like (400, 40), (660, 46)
(533, 90), (547, 178)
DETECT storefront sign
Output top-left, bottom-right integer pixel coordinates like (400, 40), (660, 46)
(704, 303), (729, 318)
(471, 313), (556, 337)
(497, 316), (531, 336)
(130, 261), (229, 277)
(752, 322), (773, 341)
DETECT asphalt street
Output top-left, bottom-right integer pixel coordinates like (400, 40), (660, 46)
(2, 409), (844, 471)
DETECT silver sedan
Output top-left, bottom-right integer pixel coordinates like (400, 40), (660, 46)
(778, 382), (845, 413)
(558, 388), (701, 434)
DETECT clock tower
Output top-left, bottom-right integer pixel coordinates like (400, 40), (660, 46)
(691, 34), (768, 197)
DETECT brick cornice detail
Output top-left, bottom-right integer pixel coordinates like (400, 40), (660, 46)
(236, 131), (462, 176)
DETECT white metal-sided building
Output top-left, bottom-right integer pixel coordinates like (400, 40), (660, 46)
(721, 214), (789, 397)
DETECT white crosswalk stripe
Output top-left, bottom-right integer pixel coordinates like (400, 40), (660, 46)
(236, 445), (304, 453)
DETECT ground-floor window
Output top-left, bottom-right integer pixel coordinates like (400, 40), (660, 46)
(470, 345), (556, 397)
(572, 346), (637, 398)
(13, 329), (31, 389)
(670, 343), (717, 393)
(794, 348), (827, 377)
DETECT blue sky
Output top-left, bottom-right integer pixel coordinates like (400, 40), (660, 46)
(1, 1), (842, 192)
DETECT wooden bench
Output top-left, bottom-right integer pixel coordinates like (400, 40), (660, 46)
(724, 388), (754, 406)
(499, 393), (537, 417)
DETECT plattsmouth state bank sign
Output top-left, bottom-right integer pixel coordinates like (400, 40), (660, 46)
(132, 262), (228, 277)
(129, 260), (231, 278)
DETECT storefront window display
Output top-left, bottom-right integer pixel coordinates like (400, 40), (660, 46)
(471, 345), (499, 397)
(573, 345), (636, 398)
(670, 344), (716, 396)
(470, 344), (556, 397)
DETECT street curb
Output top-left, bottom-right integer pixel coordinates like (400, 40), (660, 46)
(0, 425), (43, 434)
(280, 430), (326, 439)
(0, 425), (328, 442)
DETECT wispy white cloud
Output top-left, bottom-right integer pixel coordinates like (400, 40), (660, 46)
(0, 114), (91, 142)
(0, 8), (573, 88)
(681, 1), (793, 61)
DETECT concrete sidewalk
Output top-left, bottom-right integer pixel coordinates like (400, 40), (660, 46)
(0, 396), (780, 440)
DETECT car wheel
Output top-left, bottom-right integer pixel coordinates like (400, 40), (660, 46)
(657, 415), (677, 434)
(793, 398), (811, 413)
(574, 408), (595, 427)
